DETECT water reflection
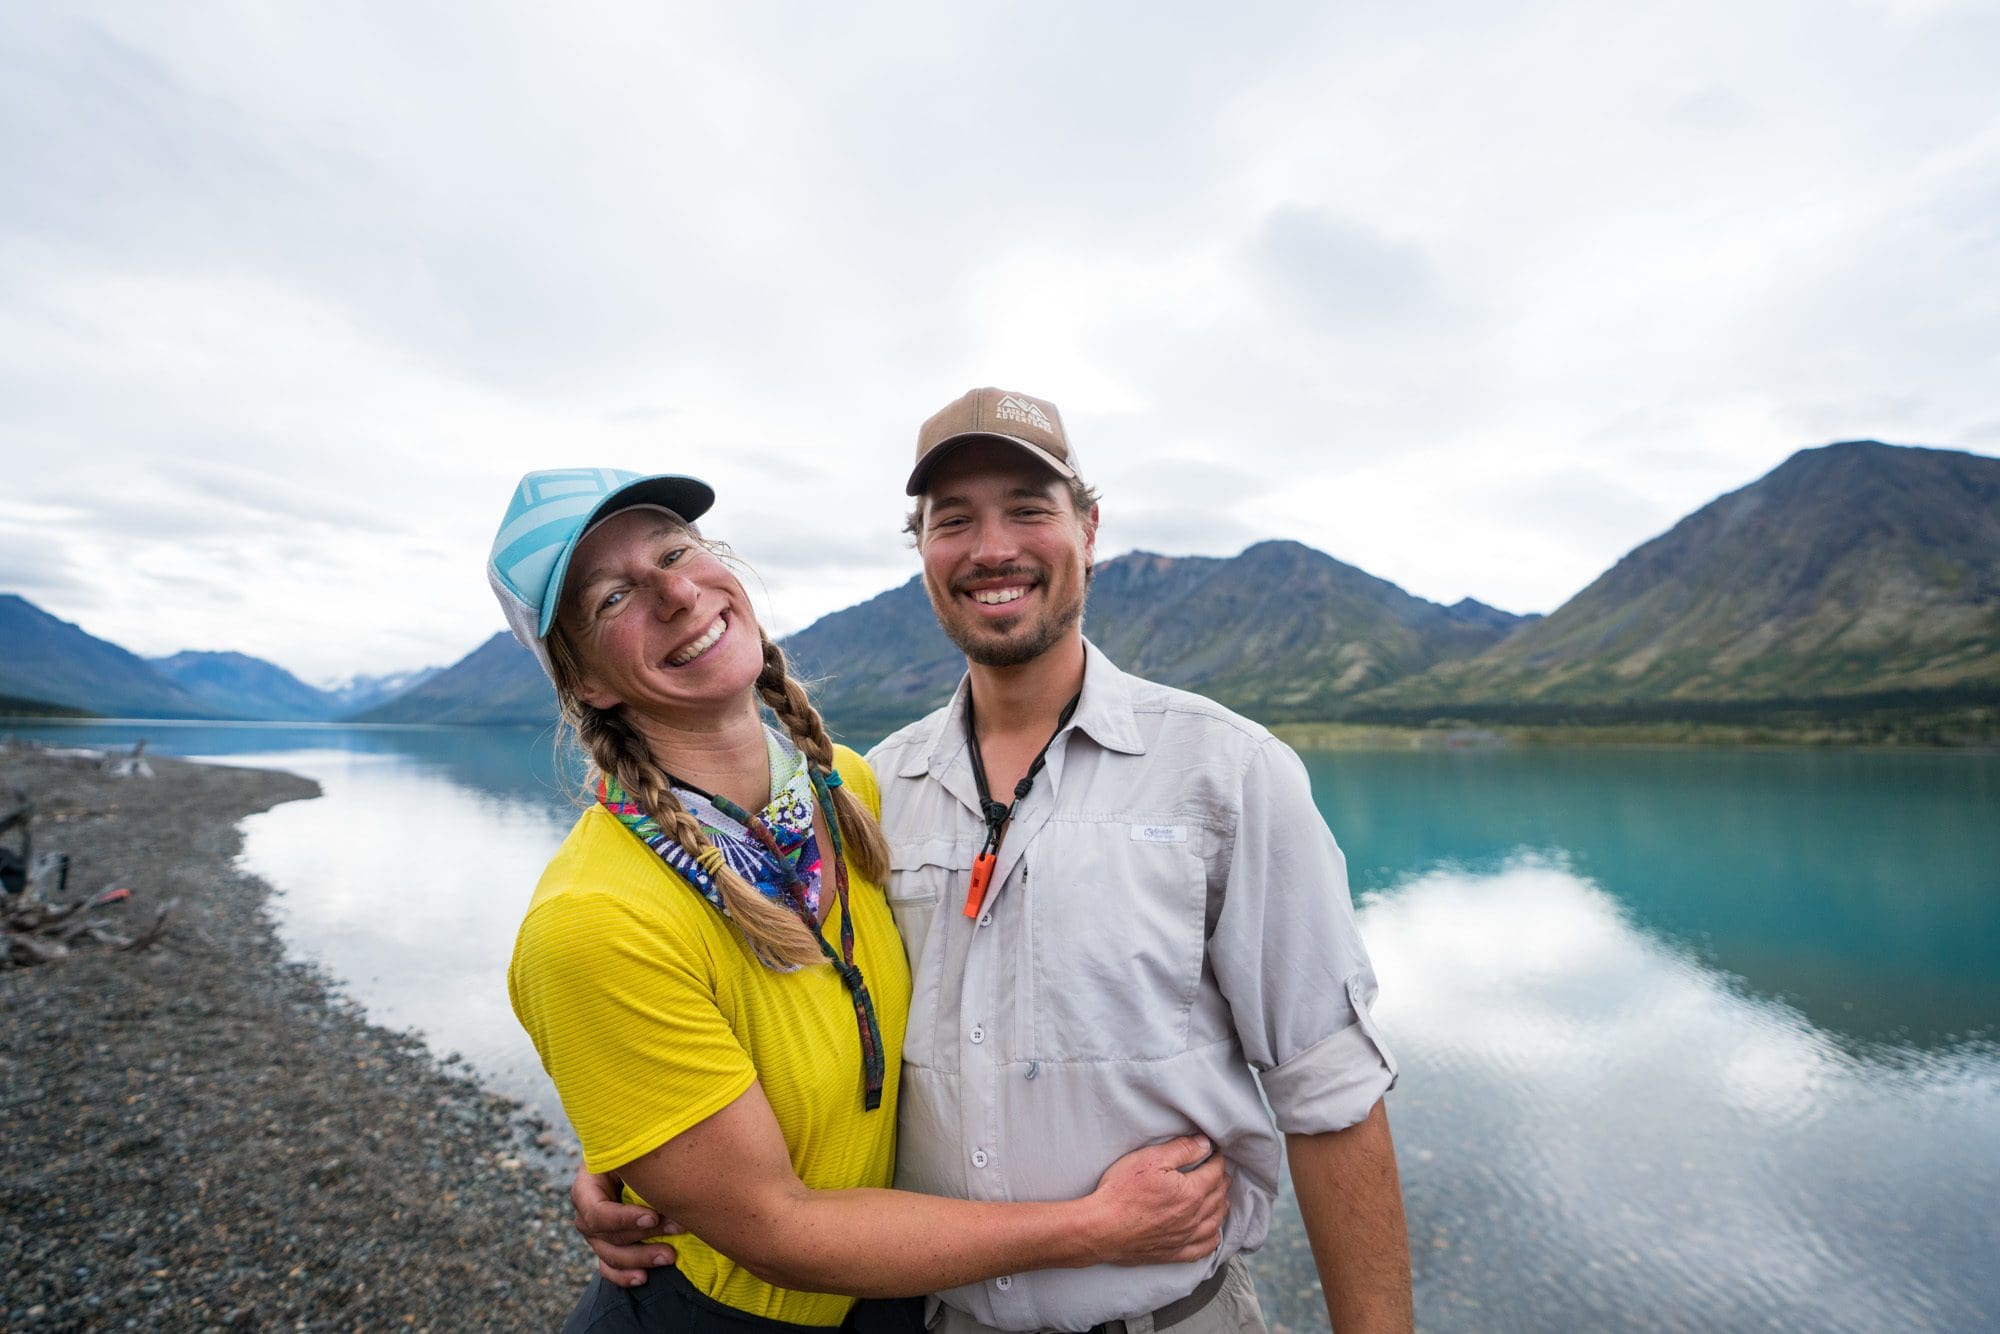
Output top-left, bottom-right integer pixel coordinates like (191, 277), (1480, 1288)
(13, 723), (1997, 1328)
(212, 747), (576, 1133)
(6, 719), (582, 810)
(1305, 748), (2000, 1048)
(1363, 857), (2000, 1331)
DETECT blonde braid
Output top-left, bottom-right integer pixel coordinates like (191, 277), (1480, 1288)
(553, 629), (824, 969)
(755, 631), (891, 885)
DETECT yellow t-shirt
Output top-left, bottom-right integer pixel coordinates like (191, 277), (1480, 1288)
(509, 746), (910, 1327)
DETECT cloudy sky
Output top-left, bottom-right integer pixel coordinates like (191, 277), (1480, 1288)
(3, 2), (1996, 684)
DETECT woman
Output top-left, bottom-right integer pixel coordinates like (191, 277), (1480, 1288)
(489, 468), (1227, 1333)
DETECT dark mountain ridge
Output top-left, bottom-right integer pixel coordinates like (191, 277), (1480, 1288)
(782, 540), (1528, 733)
(1083, 540), (1521, 714)
(1359, 440), (2000, 712)
(0, 595), (218, 719)
(11, 439), (1989, 736)
(150, 651), (344, 721)
(0, 597), (435, 722)
(362, 540), (1531, 735)
(354, 632), (557, 726)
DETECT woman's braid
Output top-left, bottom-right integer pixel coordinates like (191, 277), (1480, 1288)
(755, 631), (891, 884)
(554, 628), (823, 969)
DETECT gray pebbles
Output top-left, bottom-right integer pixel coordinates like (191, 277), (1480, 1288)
(0, 750), (583, 1331)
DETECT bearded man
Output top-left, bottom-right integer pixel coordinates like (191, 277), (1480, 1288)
(579, 388), (1411, 1333)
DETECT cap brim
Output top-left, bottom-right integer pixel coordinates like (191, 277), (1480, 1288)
(905, 433), (1076, 496)
(534, 474), (715, 637)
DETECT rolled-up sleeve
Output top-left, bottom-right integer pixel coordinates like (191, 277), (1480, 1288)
(1209, 736), (1397, 1135)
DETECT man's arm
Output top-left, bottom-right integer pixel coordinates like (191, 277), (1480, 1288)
(1287, 1099), (1413, 1333)
(571, 1169), (678, 1287)
(1205, 737), (1407, 1325)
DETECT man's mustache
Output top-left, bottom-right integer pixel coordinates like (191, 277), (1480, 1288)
(950, 565), (1043, 595)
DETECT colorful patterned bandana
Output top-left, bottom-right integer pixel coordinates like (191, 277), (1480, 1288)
(594, 728), (823, 962)
(591, 728), (887, 1110)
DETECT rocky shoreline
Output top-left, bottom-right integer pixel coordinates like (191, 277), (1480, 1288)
(0, 748), (583, 1330)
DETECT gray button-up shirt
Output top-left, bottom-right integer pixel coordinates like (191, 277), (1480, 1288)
(869, 641), (1396, 1332)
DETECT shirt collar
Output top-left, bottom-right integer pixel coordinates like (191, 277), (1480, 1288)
(1070, 639), (1145, 756)
(896, 637), (1145, 781)
(899, 675), (971, 779)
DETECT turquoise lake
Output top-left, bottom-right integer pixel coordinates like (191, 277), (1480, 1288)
(10, 721), (1998, 1331)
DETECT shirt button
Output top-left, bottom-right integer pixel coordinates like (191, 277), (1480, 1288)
(995, 1276), (1012, 1291)
(971, 1148), (989, 1168)
(969, 1025), (985, 1044)
(977, 911), (993, 927)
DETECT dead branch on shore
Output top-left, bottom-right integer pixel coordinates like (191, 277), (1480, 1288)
(104, 740), (153, 779)
(2, 792), (174, 968)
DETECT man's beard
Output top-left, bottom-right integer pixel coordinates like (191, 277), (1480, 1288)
(934, 562), (1090, 669)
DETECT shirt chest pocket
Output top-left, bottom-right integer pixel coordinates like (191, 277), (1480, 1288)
(886, 837), (960, 910)
(1025, 818), (1207, 1061)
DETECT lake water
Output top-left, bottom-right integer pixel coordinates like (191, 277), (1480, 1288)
(10, 721), (1998, 1331)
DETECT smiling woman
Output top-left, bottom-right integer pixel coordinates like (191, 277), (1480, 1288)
(559, 514), (761, 693)
(482, 467), (1232, 1333)
(541, 507), (845, 969)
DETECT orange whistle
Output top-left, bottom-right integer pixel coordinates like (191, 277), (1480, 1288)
(963, 852), (997, 918)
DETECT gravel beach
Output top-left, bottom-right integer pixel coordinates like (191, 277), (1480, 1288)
(1, 748), (583, 1330)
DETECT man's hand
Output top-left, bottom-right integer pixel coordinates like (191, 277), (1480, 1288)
(571, 1166), (681, 1287)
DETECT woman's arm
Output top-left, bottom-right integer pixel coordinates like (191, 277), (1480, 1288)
(612, 1080), (1227, 1298)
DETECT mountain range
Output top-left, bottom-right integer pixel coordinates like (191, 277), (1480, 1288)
(779, 541), (1534, 733)
(5, 440), (1994, 734)
(1, 595), (221, 719)
(0, 599), (439, 722)
(353, 633), (555, 725)
(1355, 441), (2000, 718)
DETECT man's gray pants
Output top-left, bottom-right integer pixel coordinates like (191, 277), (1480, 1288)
(927, 1256), (1268, 1334)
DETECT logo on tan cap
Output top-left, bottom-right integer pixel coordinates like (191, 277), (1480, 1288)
(907, 386), (1079, 495)
(993, 394), (1056, 434)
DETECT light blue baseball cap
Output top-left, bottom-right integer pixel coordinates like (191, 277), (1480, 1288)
(487, 467), (715, 681)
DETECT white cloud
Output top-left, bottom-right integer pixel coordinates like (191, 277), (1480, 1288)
(2, 0), (1994, 676)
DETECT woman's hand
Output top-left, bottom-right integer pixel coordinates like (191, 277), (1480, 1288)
(571, 1166), (681, 1287)
(1081, 1135), (1230, 1267)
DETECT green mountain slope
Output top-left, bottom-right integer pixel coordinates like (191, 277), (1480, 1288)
(18, 438), (1989, 735)
(777, 577), (963, 737)
(782, 542), (1526, 734)
(404, 543), (1528, 734)
(1082, 541), (1522, 719)
(1361, 441), (2000, 711)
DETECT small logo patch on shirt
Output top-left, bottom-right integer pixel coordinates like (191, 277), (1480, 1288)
(1130, 824), (1188, 844)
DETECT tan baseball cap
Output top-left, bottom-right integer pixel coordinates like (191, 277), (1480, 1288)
(906, 387), (1079, 495)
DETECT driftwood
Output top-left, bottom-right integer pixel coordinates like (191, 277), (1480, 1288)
(3, 883), (171, 967)
(104, 740), (153, 779)
(0, 789), (173, 968)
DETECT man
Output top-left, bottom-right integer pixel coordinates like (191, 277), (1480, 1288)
(579, 388), (1411, 1332)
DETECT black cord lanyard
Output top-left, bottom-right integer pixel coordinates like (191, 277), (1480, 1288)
(665, 768), (887, 1111)
(961, 689), (1083, 919)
